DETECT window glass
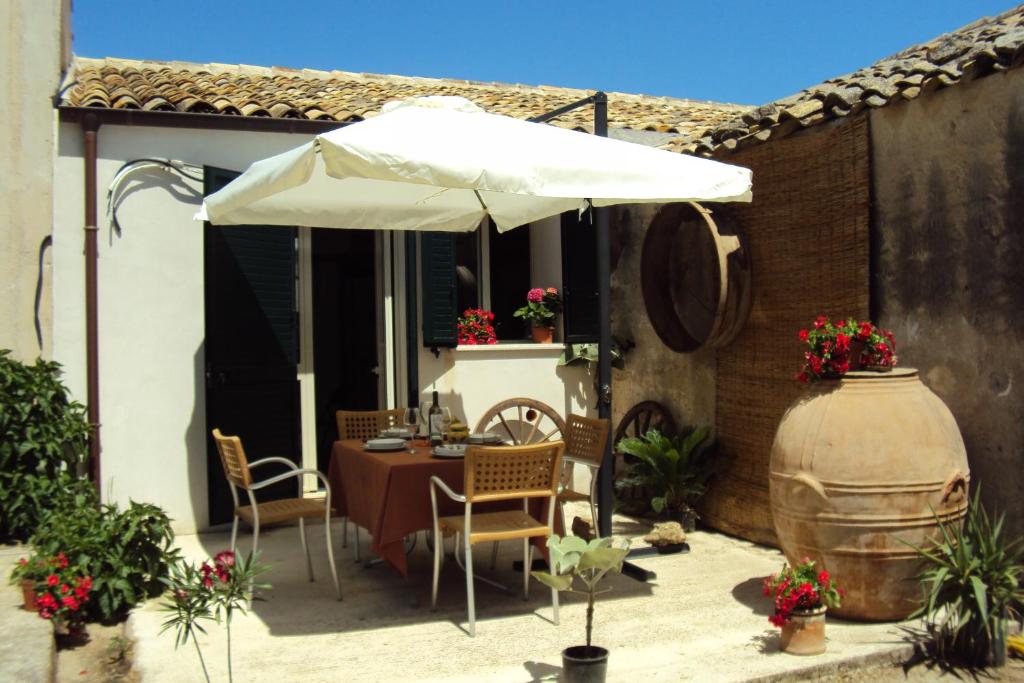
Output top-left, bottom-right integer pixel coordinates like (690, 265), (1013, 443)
(488, 221), (531, 340)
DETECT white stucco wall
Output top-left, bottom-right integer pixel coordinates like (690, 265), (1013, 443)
(54, 121), (594, 532)
(53, 123), (319, 533)
(0, 0), (68, 360)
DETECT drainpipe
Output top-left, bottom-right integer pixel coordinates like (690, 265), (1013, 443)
(82, 113), (101, 494)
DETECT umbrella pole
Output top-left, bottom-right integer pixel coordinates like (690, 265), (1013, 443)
(592, 94), (614, 540)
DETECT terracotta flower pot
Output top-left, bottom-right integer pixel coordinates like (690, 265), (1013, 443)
(779, 607), (827, 655)
(531, 325), (554, 344)
(20, 580), (38, 612)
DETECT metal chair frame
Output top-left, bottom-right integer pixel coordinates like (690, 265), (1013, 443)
(558, 414), (611, 534)
(429, 443), (563, 637)
(213, 430), (341, 601)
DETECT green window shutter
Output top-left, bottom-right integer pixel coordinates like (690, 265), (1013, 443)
(421, 232), (458, 348)
(561, 210), (600, 343)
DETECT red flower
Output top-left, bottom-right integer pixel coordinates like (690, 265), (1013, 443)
(202, 576), (213, 589)
(60, 584), (70, 594)
(834, 333), (850, 352)
(57, 552), (68, 569)
(818, 570), (830, 585)
(795, 372), (810, 384)
(61, 595), (80, 611)
(37, 593), (57, 609)
(18, 558), (27, 566)
(813, 315), (828, 329)
(46, 575), (59, 587)
(798, 329), (809, 342)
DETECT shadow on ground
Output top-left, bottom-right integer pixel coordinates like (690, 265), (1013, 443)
(192, 521), (655, 637)
(732, 575), (773, 617)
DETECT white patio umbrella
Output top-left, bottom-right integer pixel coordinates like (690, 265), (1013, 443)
(197, 96), (751, 231)
(197, 94), (752, 543)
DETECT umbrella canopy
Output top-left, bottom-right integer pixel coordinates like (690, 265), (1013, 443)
(198, 96), (751, 232)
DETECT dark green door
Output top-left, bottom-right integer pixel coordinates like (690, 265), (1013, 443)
(203, 167), (301, 526)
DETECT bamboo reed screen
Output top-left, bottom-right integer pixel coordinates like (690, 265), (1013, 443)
(700, 115), (871, 546)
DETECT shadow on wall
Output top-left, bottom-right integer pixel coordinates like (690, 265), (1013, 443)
(187, 341), (208, 532)
(555, 362), (592, 419)
(108, 166), (203, 247)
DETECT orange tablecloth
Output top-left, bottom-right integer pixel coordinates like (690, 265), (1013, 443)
(327, 439), (555, 577)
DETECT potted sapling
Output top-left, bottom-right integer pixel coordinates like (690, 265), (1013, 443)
(532, 535), (629, 683)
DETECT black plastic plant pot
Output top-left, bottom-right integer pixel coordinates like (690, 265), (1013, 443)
(562, 645), (609, 683)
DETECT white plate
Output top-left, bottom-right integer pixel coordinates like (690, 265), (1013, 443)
(433, 444), (467, 458)
(365, 438), (407, 452)
(468, 433), (502, 444)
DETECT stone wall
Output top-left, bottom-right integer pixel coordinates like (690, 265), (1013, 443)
(609, 203), (717, 436)
(871, 67), (1024, 538)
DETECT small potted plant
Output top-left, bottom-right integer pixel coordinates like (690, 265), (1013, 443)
(795, 316), (897, 383)
(763, 558), (842, 655)
(614, 427), (718, 532)
(457, 308), (497, 345)
(532, 535), (630, 683)
(514, 287), (561, 343)
(12, 550), (93, 637)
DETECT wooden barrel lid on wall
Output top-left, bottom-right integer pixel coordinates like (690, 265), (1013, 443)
(640, 202), (751, 352)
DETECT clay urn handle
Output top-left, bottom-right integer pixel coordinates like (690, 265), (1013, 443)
(790, 472), (829, 506)
(941, 471), (968, 505)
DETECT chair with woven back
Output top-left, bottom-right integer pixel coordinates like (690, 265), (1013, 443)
(334, 408), (404, 561)
(557, 414), (611, 534)
(430, 441), (564, 637)
(335, 408), (405, 442)
(211, 429), (341, 600)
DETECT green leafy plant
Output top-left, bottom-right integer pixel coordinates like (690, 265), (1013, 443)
(906, 489), (1024, 666)
(0, 350), (92, 541)
(557, 339), (631, 371)
(763, 558), (842, 627)
(615, 427), (718, 526)
(30, 496), (180, 622)
(161, 551), (271, 683)
(531, 535), (629, 650)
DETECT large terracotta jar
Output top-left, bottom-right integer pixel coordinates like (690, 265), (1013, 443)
(769, 368), (969, 621)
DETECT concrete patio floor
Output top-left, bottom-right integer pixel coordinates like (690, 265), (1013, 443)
(128, 514), (914, 682)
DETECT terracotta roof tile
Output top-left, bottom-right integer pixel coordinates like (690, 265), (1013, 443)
(672, 4), (1024, 155)
(62, 57), (750, 146)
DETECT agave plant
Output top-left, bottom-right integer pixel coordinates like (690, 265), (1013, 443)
(615, 427), (717, 525)
(907, 488), (1024, 666)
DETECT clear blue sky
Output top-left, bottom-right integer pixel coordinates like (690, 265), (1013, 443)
(73, 1), (1019, 106)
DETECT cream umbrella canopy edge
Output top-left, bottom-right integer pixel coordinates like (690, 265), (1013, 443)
(197, 96), (752, 232)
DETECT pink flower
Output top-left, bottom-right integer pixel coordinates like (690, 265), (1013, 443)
(527, 288), (545, 303)
(215, 551), (236, 568)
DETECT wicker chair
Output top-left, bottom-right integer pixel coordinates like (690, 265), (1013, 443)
(211, 429), (341, 600)
(430, 441), (564, 637)
(336, 408), (404, 441)
(557, 414), (611, 533)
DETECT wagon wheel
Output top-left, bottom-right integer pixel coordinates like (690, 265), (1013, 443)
(612, 401), (677, 510)
(474, 398), (566, 446)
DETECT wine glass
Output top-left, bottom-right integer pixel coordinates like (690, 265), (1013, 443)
(403, 407), (419, 437)
(440, 407), (453, 441)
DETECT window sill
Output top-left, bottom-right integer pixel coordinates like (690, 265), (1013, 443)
(451, 342), (565, 353)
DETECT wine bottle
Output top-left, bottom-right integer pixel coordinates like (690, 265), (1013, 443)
(428, 391), (442, 446)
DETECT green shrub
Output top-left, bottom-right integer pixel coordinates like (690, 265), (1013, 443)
(908, 488), (1024, 666)
(0, 350), (92, 541)
(615, 427), (720, 527)
(31, 493), (180, 622)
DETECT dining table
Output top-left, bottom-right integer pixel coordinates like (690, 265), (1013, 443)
(327, 438), (557, 578)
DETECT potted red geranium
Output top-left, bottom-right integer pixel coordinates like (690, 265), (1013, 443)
(796, 316), (897, 382)
(763, 558), (842, 655)
(457, 308), (497, 345)
(11, 551), (93, 636)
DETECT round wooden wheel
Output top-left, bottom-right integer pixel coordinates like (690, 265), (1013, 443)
(613, 401), (677, 509)
(474, 398), (566, 446)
